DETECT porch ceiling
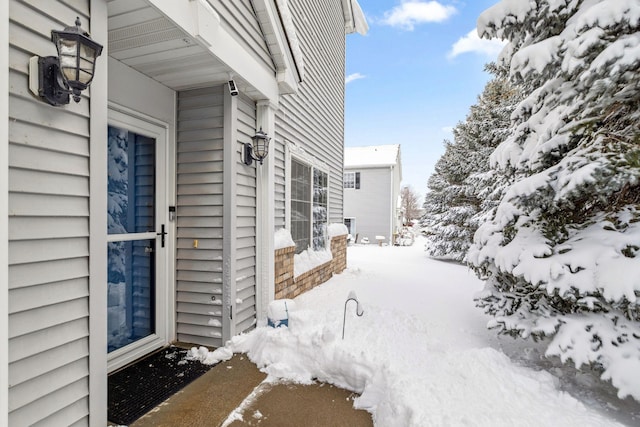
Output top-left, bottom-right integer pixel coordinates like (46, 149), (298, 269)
(107, 0), (236, 91)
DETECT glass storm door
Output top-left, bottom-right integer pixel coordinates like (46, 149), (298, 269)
(107, 109), (168, 371)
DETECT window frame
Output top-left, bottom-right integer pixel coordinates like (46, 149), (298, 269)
(343, 217), (356, 237)
(343, 171), (360, 189)
(285, 146), (331, 254)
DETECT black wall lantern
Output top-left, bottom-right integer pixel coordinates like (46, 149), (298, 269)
(29, 17), (103, 106)
(243, 128), (271, 166)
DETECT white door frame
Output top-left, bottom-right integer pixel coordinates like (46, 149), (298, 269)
(106, 105), (171, 372)
(344, 217), (356, 237)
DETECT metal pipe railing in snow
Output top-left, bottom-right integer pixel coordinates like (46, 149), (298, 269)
(342, 291), (364, 340)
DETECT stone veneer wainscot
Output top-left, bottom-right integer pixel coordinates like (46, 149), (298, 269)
(275, 234), (347, 300)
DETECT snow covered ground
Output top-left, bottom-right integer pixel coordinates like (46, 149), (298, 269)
(190, 236), (640, 426)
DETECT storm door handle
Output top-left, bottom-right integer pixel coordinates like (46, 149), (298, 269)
(157, 224), (167, 248)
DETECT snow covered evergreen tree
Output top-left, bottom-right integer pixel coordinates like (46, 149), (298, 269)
(468, 0), (640, 400)
(421, 65), (520, 261)
(457, 64), (521, 236)
(422, 140), (475, 260)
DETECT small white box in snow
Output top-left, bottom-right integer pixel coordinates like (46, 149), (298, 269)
(267, 299), (296, 327)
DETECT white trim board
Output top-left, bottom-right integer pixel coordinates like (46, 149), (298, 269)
(147, 0), (280, 102)
(255, 101), (276, 323)
(89, 1), (109, 424)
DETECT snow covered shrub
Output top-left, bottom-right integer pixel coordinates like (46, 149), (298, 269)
(422, 65), (520, 261)
(468, 0), (640, 400)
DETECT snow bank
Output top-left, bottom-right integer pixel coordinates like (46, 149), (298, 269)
(274, 228), (295, 250)
(293, 248), (332, 277)
(190, 239), (626, 426)
(328, 223), (348, 237)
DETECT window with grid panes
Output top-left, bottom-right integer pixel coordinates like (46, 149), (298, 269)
(343, 171), (360, 189)
(290, 158), (328, 254)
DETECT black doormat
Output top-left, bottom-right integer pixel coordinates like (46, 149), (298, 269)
(108, 346), (215, 425)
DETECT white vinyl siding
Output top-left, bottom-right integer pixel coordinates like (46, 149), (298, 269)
(8, 0), (91, 425)
(176, 87), (225, 348)
(273, 0), (346, 229)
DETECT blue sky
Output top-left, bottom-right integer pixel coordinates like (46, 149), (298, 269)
(345, 0), (504, 201)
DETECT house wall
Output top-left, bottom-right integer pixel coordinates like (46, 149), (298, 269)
(235, 95), (258, 334)
(175, 86), (258, 347)
(8, 1), (92, 425)
(273, 0), (347, 229)
(391, 163), (402, 234)
(175, 86), (225, 348)
(343, 167), (393, 243)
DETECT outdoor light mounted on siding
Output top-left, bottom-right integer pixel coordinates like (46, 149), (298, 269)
(29, 17), (103, 106)
(243, 128), (271, 166)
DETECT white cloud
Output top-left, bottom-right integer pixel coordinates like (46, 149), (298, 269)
(381, 1), (457, 30)
(441, 126), (454, 134)
(448, 29), (507, 59)
(345, 72), (366, 84)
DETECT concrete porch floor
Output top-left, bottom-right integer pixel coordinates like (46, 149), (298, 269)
(126, 354), (373, 427)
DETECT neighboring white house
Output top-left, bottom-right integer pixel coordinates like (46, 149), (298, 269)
(1, 0), (367, 424)
(343, 144), (402, 245)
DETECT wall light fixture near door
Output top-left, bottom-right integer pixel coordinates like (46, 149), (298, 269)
(29, 17), (103, 106)
(243, 128), (271, 166)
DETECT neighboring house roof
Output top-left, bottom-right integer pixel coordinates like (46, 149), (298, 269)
(345, 144), (402, 183)
(345, 144), (401, 168)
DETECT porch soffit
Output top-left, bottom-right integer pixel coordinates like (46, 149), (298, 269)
(107, 0), (277, 100)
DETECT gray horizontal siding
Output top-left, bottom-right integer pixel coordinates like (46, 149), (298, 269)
(176, 86), (225, 348)
(236, 94), (257, 334)
(273, 135), (287, 230)
(274, 0), (346, 226)
(209, 0), (275, 75)
(8, 0), (91, 425)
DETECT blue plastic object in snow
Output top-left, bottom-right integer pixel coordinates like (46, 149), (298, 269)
(267, 299), (295, 328)
(267, 317), (289, 328)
